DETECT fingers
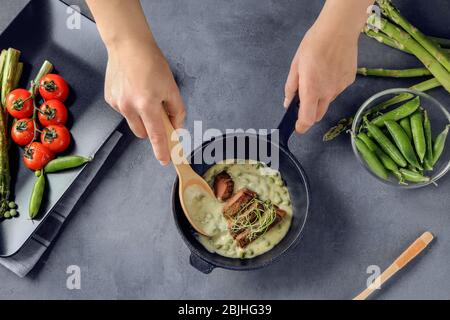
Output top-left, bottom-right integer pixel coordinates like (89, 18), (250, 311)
(296, 90), (319, 134)
(139, 103), (171, 166)
(284, 65), (299, 108)
(165, 88), (186, 129)
(315, 98), (331, 122)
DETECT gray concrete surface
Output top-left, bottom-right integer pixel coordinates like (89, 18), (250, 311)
(0, 0), (449, 299)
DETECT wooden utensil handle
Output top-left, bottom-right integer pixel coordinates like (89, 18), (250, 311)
(160, 108), (198, 178)
(353, 231), (434, 300)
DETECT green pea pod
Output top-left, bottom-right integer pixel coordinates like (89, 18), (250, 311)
(385, 120), (422, 170)
(355, 137), (389, 180)
(423, 157), (433, 171)
(399, 118), (413, 141)
(423, 110), (434, 165)
(410, 111), (426, 163)
(29, 172), (46, 219)
(365, 120), (407, 167)
(399, 168), (430, 183)
(432, 125), (449, 166)
(371, 96), (420, 127)
(358, 132), (398, 172)
(44, 156), (92, 173)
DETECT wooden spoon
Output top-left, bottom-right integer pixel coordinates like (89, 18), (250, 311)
(353, 231), (434, 300)
(161, 110), (214, 236)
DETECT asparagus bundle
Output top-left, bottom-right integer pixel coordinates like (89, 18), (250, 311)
(0, 48), (22, 217)
(323, 0), (450, 141)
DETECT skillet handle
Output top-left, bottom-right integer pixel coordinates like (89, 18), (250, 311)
(277, 95), (299, 148)
(190, 253), (215, 274)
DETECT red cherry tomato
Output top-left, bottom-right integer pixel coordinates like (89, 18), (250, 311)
(40, 125), (71, 153)
(11, 118), (35, 146)
(38, 99), (68, 126)
(23, 142), (54, 171)
(5, 88), (34, 119)
(39, 74), (69, 102)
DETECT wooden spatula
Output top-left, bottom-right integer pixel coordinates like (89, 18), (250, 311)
(161, 110), (214, 236)
(353, 231), (434, 300)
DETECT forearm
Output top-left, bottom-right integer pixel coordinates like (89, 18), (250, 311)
(86, 0), (156, 50)
(314, 0), (375, 40)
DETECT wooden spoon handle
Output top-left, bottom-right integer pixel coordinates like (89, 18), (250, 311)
(161, 109), (196, 178)
(353, 231), (434, 300)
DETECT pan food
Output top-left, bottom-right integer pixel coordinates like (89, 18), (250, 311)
(184, 159), (292, 259)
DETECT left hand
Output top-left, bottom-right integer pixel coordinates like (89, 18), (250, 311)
(284, 23), (358, 134)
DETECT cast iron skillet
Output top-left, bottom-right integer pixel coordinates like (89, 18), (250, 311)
(172, 98), (310, 273)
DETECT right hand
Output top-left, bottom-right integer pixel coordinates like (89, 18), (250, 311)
(104, 40), (185, 165)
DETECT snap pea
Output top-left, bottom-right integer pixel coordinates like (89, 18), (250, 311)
(371, 96), (420, 127)
(365, 120), (407, 167)
(399, 168), (430, 183)
(355, 137), (389, 180)
(29, 173), (46, 219)
(358, 132), (398, 173)
(44, 156), (92, 173)
(432, 125), (449, 166)
(410, 111), (426, 163)
(423, 110), (434, 165)
(399, 118), (413, 141)
(385, 120), (422, 170)
(423, 157), (433, 171)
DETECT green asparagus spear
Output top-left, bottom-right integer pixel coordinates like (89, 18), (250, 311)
(357, 67), (431, 78)
(363, 26), (411, 53)
(377, 0), (450, 75)
(367, 14), (450, 92)
(323, 78), (441, 141)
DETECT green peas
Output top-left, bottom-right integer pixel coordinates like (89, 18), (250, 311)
(9, 209), (17, 217)
(3, 212), (11, 219)
(355, 137), (389, 180)
(29, 173), (46, 219)
(44, 156), (92, 173)
(371, 96), (420, 127)
(423, 110), (434, 165)
(399, 168), (430, 183)
(385, 120), (422, 170)
(410, 111), (426, 163)
(8, 201), (16, 209)
(432, 125), (449, 166)
(365, 120), (407, 167)
(399, 118), (413, 141)
(358, 132), (398, 173)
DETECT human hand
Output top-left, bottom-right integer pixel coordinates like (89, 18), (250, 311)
(284, 23), (358, 134)
(104, 40), (185, 165)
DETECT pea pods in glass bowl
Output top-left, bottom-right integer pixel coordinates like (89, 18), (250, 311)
(351, 88), (450, 188)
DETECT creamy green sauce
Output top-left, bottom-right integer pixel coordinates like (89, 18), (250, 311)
(186, 159), (292, 259)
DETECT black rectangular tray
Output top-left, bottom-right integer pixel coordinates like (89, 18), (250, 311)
(0, 0), (123, 257)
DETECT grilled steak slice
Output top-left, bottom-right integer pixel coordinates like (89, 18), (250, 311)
(228, 201), (262, 238)
(223, 188), (256, 219)
(213, 171), (234, 201)
(235, 205), (286, 248)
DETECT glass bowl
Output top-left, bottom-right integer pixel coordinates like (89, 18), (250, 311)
(351, 88), (450, 189)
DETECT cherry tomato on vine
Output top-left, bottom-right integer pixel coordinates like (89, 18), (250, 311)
(39, 74), (69, 102)
(38, 99), (68, 126)
(5, 88), (34, 119)
(23, 142), (54, 171)
(11, 118), (35, 146)
(40, 125), (71, 153)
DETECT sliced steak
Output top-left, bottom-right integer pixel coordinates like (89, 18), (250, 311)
(213, 171), (234, 201)
(223, 188), (256, 219)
